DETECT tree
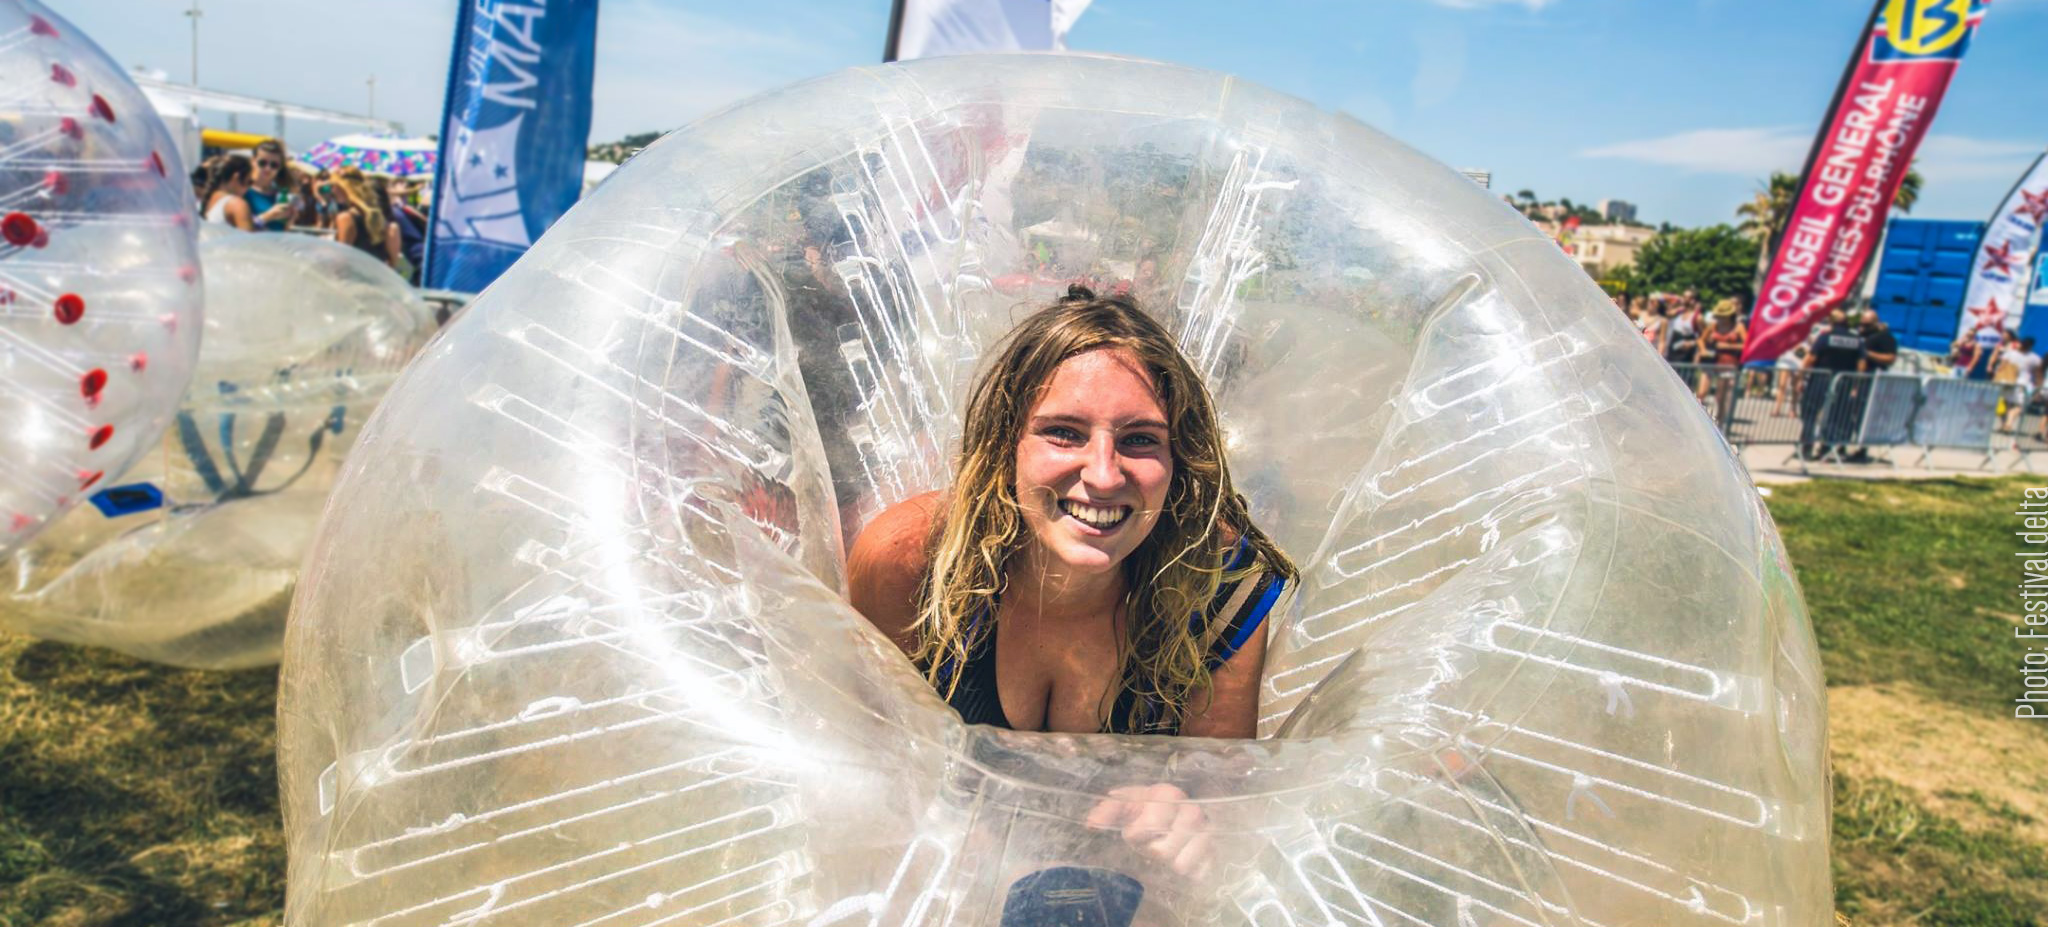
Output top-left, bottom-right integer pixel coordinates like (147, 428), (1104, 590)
(1894, 162), (1922, 215)
(1630, 224), (1757, 307)
(588, 131), (664, 164)
(1736, 171), (1800, 296)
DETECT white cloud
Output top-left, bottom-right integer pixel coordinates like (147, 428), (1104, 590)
(1581, 126), (2043, 185)
(1912, 135), (2043, 182)
(1579, 127), (1809, 176)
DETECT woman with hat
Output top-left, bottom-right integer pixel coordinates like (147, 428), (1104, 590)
(1695, 298), (1747, 421)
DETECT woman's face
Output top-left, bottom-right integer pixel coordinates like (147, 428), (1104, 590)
(1014, 347), (1174, 577)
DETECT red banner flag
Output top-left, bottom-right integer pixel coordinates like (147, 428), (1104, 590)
(1744, 0), (1989, 363)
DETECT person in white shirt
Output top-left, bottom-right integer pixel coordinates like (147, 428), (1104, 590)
(2001, 336), (2042, 433)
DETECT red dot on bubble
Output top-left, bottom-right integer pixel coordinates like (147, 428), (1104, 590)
(29, 15), (58, 38)
(129, 352), (148, 372)
(149, 151), (166, 178)
(78, 470), (103, 491)
(30, 229), (49, 249)
(1, 212), (36, 246)
(177, 265), (198, 284)
(89, 95), (114, 123)
(49, 63), (74, 87)
(9, 514), (33, 533)
(43, 170), (67, 195)
(53, 293), (84, 325)
(59, 117), (81, 140)
(79, 368), (106, 398)
(89, 425), (113, 450)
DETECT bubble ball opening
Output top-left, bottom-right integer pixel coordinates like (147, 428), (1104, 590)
(282, 54), (1829, 927)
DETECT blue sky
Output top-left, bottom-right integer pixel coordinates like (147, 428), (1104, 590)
(59, 0), (2048, 228)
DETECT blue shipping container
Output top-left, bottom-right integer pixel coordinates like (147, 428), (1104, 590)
(1871, 218), (1984, 354)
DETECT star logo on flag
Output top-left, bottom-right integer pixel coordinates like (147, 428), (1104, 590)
(1966, 297), (2006, 333)
(435, 115), (530, 249)
(2017, 188), (2048, 225)
(1983, 240), (2020, 276)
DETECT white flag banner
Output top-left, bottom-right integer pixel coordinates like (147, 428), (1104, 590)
(1958, 148), (2048, 337)
(889, 0), (1092, 61)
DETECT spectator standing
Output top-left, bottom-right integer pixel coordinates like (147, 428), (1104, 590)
(1799, 310), (1866, 460)
(1955, 324), (2003, 380)
(328, 166), (404, 273)
(382, 177), (428, 284)
(201, 155), (257, 231)
(1637, 297), (1668, 353)
(244, 140), (296, 231)
(2001, 336), (2042, 433)
(1665, 294), (1703, 366)
(1841, 312), (1900, 463)
(1858, 311), (1898, 372)
(1695, 299), (1747, 422)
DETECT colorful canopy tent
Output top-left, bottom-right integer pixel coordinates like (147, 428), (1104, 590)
(301, 134), (437, 178)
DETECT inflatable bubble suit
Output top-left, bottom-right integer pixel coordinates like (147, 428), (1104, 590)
(1, 230), (438, 668)
(0, 0), (202, 557)
(282, 56), (1829, 927)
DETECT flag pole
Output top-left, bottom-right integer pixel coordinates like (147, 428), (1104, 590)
(883, 0), (908, 62)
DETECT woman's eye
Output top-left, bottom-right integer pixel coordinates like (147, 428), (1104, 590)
(1121, 433), (1162, 448)
(1043, 426), (1084, 444)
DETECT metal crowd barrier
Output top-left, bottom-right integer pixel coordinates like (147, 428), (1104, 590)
(1666, 363), (2006, 470)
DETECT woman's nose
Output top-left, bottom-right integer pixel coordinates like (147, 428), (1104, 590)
(1079, 435), (1125, 491)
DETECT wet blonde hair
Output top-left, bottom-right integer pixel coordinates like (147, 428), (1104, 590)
(913, 287), (1296, 732)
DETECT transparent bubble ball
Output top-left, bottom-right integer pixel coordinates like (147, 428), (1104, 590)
(282, 55), (1829, 927)
(0, 232), (438, 669)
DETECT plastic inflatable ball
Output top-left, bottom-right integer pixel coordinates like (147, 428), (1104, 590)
(0, 232), (439, 669)
(282, 55), (1829, 927)
(0, 0), (203, 557)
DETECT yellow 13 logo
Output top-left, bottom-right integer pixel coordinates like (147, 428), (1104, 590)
(1884, 0), (1970, 56)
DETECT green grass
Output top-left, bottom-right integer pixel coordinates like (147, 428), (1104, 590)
(0, 640), (280, 927)
(1766, 477), (2026, 709)
(0, 476), (2041, 926)
(1771, 476), (2048, 927)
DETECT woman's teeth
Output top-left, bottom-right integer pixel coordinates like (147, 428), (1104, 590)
(1058, 500), (1130, 529)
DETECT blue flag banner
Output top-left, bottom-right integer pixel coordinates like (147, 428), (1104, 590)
(425, 0), (600, 295)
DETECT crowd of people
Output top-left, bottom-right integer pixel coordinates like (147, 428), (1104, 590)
(1617, 287), (2048, 457)
(1615, 291), (1903, 460)
(189, 140), (429, 285)
(1952, 324), (2043, 439)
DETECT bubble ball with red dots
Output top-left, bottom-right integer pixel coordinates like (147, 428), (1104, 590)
(0, 0), (202, 558)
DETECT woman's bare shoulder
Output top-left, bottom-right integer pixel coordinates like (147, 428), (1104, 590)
(847, 491), (943, 650)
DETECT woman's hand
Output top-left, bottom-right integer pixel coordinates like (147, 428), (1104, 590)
(1085, 783), (1213, 878)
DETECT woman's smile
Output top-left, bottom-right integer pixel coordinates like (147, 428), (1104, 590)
(1057, 499), (1132, 532)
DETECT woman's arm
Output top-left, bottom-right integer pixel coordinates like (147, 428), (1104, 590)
(384, 220), (404, 268)
(1179, 621), (1267, 739)
(225, 196), (256, 232)
(846, 492), (941, 654)
(334, 211), (358, 246)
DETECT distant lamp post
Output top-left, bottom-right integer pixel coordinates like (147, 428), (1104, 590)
(184, 1), (201, 85)
(367, 75), (377, 119)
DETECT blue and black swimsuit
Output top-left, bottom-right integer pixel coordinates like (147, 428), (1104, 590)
(937, 541), (1288, 736)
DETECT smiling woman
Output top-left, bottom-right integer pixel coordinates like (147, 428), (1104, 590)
(849, 286), (1296, 748)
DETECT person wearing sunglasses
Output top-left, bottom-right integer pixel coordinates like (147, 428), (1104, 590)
(245, 139), (297, 231)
